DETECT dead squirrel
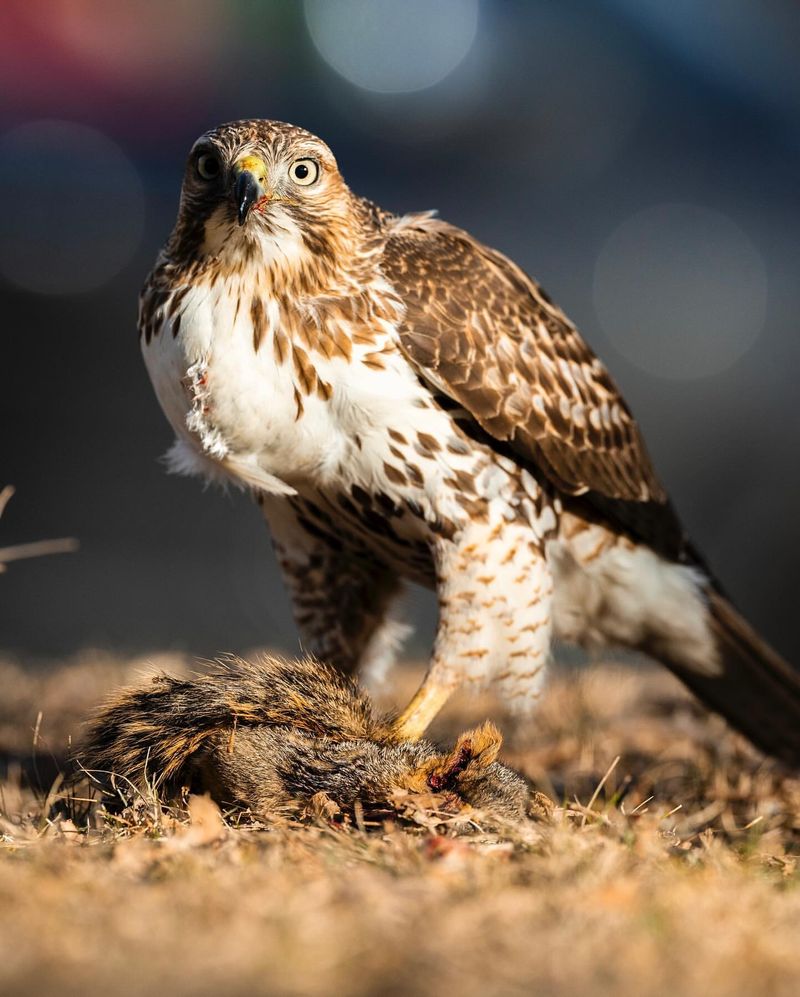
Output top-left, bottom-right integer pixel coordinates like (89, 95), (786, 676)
(80, 655), (541, 821)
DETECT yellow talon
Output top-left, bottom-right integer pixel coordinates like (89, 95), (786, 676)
(391, 677), (456, 741)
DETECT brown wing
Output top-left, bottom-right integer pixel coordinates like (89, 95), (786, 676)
(382, 215), (667, 506)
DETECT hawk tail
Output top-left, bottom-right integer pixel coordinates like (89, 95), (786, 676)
(662, 591), (800, 767)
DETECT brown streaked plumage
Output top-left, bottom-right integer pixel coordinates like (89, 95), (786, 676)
(385, 221), (666, 503)
(139, 118), (800, 768)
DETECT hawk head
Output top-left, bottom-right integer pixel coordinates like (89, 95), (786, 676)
(168, 119), (356, 274)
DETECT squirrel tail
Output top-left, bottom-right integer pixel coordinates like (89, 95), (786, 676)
(80, 654), (381, 789)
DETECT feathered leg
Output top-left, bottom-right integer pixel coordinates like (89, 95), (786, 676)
(394, 520), (554, 740)
(261, 494), (405, 677)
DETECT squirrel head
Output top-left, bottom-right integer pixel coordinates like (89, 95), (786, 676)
(402, 721), (503, 795)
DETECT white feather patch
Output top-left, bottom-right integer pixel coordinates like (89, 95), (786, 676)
(164, 439), (297, 496)
(549, 540), (721, 677)
(360, 616), (415, 692)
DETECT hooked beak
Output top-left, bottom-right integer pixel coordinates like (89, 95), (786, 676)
(232, 155), (269, 226)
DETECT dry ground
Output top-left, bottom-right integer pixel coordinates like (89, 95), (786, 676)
(2, 651), (800, 997)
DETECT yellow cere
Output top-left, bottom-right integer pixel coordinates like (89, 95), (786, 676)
(235, 155), (268, 182)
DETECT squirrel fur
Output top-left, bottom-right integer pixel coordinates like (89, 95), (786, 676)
(80, 655), (536, 820)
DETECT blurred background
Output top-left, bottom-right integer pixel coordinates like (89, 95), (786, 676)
(1, 0), (798, 665)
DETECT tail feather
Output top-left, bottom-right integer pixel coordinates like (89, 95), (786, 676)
(662, 591), (800, 767)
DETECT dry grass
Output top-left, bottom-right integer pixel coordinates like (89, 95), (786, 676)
(2, 651), (800, 996)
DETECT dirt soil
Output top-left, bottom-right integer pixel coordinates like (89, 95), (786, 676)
(1, 651), (799, 997)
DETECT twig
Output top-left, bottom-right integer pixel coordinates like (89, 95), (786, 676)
(0, 484), (79, 570)
(581, 755), (621, 827)
(0, 486), (14, 518)
(0, 538), (79, 567)
(37, 772), (65, 835)
(353, 800), (366, 834)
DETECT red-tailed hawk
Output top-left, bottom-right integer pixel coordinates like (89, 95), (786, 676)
(139, 119), (800, 764)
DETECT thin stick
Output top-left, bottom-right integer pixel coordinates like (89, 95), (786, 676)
(353, 800), (366, 834)
(0, 538), (79, 565)
(0, 486), (14, 519)
(581, 755), (621, 827)
(0, 485), (78, 569)
(37, 772), (65, 835)
(32, 711), (43, 749)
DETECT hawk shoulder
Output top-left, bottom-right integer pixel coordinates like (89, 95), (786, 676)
(380, 213), (667, 507)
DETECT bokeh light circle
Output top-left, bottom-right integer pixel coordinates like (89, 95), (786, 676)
(303, 0), (479, 93)
(0, 120), (144, 295)
(593, 203), (767, 380)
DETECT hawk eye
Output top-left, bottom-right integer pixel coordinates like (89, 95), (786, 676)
(289, 159), (319, 186)
(196, 152), (221, 181)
